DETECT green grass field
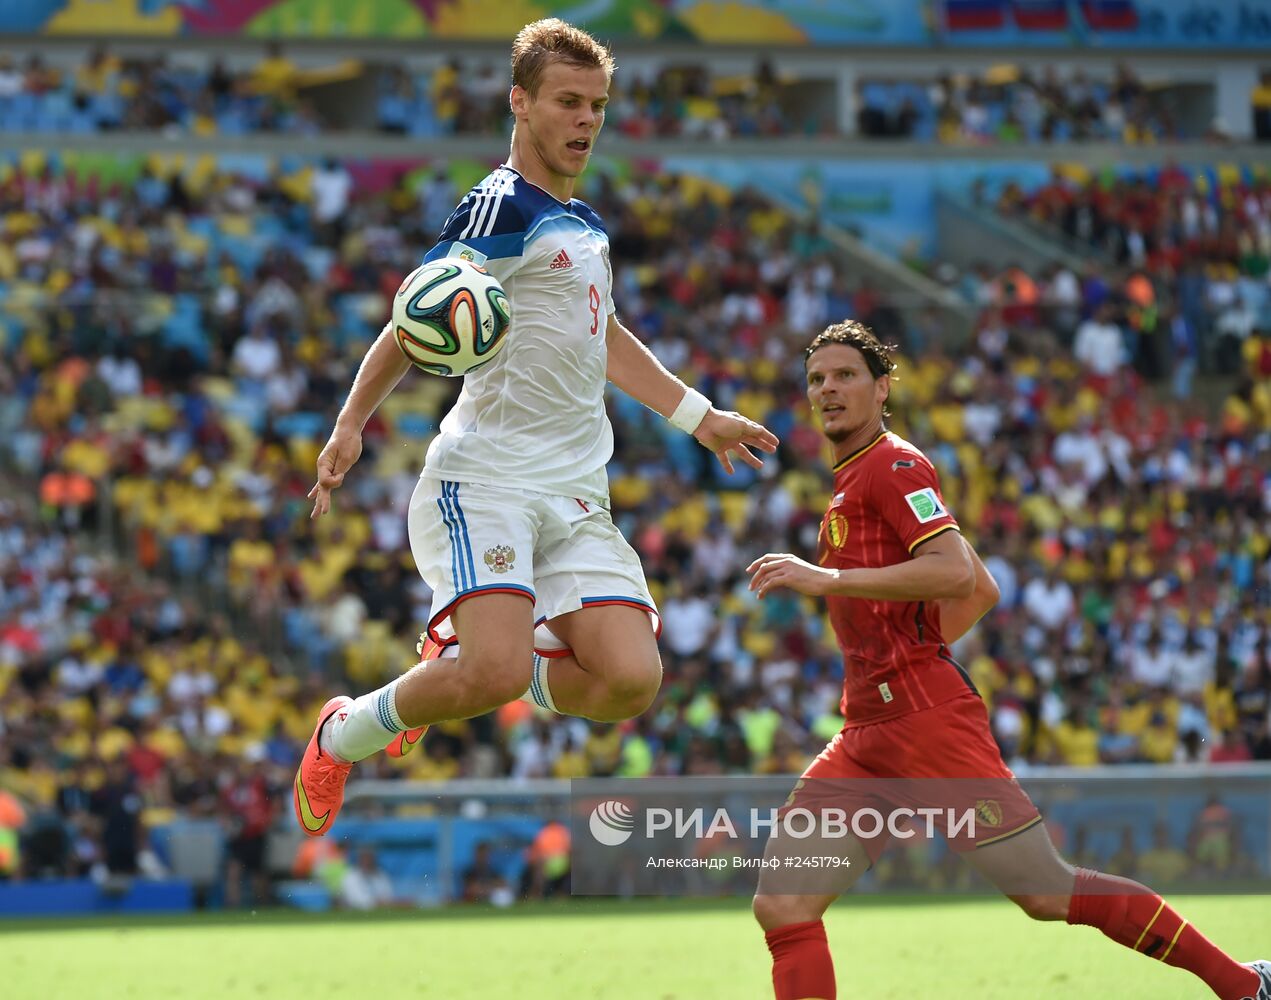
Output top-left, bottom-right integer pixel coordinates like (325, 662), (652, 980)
(4, 896), (1268, 999)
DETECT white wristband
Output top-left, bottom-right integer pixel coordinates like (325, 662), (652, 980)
(669, 387), (712, 433)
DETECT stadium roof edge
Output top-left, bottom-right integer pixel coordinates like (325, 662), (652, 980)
(4, 33), (1268, 67)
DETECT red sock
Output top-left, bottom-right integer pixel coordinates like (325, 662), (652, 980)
(1066, 868), (1257, 1000)
(765, 919), (836, 1000)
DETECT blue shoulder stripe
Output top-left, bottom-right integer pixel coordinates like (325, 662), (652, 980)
(428, 169), (529, 261)
(524, 205), (608, 245)
(569, 198), (608, 235)
(424, 231), (525, 263)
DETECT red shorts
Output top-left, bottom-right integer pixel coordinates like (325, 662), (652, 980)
(785, 694), (1041, 860)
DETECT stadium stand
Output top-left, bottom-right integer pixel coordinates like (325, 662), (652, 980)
(0, 45), (829, 140)
(0, 22), (1268, 921)
(996, 164), (1268, 277)
(0, 44), (1229, 144)
(856, 64), (1196, 143)
(2, 149), (1270, 890)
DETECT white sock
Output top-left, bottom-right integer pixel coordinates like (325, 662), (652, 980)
(320, 678), (406, 763)
(520, 653), (560, 713)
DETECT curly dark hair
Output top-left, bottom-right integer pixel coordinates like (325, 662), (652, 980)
(804, 320), (896, 380)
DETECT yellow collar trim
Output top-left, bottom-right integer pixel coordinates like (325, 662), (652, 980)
(832, 432), (887, 472)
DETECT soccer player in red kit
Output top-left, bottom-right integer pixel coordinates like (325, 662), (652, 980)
(746, 321), (1270, 1000)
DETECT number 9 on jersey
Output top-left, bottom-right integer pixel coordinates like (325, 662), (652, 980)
(392, 257), (512, 377)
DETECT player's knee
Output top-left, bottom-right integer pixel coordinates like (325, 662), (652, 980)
(457, 647), (534, 708)
(592, 654), (661, 722)
(752, 893), (821, 932)
(1009, 893), (1068, 922)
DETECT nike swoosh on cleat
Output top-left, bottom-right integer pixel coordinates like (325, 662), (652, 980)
(294, 772), (329, 833)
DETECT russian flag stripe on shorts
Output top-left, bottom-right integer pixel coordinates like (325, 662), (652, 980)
(446, 482), (478, 587)
(529, 655), (545, 709)
(437, 484), (467, 590)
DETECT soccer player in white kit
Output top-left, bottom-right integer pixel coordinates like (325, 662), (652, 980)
(293, 18), (778, 837)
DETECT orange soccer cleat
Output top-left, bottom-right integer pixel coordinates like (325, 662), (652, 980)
(385, 634), (441, 758)
(384, 724), (428, 758)
(293, 696), (354, 837)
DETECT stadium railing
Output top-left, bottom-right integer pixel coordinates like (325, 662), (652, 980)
(0, 129), (1265, 163)
(934, 190), (1089, 274)
(278, 764), (1271, 903)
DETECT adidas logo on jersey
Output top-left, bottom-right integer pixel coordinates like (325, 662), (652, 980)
(549, 249), (573, 270)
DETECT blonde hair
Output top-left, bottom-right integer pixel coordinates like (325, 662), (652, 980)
(510, 18), (615, 96)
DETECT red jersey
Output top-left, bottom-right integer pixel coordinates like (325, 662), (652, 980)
(817, 431), (979, 727)
(222, 775), (273, 838)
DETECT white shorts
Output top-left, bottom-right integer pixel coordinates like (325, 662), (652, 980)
(408, 477), (660, 654)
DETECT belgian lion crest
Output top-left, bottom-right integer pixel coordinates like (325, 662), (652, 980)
(974, 799), (1003, 827)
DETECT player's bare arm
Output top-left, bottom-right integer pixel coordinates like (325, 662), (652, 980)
(747, 530), (974, 601)
(309, 323), (412, 518)
(605, 313), (778, 473)
(935, 534), (1000, 642)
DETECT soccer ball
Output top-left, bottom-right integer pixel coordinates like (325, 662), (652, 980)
(392, 258), (512, 377)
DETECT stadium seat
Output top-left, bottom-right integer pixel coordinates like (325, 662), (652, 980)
(377, 93), (409, 131)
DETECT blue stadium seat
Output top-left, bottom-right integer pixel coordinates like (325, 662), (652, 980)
(90, 92), (124, 128)
(610, 391), (646, 423)
(161, 295), (209, 361)
(44, 90), (73, 126)
(168, 533), (210, 578)
(334, 818), (444, 902)
(407, 99), (441, 139)
(377, 93), (409, 131)
(336, 295), (371, 341)
(663, 426), (702, 480)
(221, 238), (262, 276)
(861, 82), (890, 111)
(393, 412), (439, 438)
(273, 411), (326, 440)
(183, 212), (215, 235)
(253, 215), (289, 241)
(448, 817), (542, 898)
(216, 107), (248, 135)
(11, 91), (36, 129)
(900, 82), (928, 111)
(216, 153), (273, 183)
(301, 246), (335, 281)
(219, 389), (267, 434)
(33, 106), (60, 133)
(276, 881), (333, 911)
(283, 606), (320, 654)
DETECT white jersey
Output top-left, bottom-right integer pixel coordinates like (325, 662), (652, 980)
(421, 165), (616, 504)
